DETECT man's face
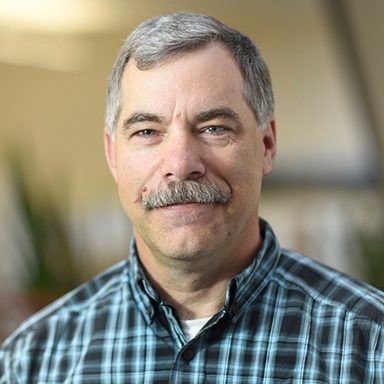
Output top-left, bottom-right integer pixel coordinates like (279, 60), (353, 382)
(105, 43), (276, 267)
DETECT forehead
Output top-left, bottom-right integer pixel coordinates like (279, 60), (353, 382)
(122, 44), (244, 101)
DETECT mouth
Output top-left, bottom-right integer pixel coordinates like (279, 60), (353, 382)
(155, 202), (217, 223)
(160, 201), (209, 209)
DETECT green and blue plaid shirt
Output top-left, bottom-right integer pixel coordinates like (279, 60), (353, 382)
(1, 220), (383, 383)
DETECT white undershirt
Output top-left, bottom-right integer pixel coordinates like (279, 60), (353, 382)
(181, 316), (212, 341)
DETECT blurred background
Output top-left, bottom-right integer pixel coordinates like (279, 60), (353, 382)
(0, 0), (383, 340)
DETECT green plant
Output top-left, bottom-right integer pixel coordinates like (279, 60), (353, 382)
(8, 153), (81, 292)
(360, 229), (384, 291)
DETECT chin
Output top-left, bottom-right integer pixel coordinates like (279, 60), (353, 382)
(136, 218), (227, 263)
(155, 231), (218, 262)
(162, 240), (209, 260)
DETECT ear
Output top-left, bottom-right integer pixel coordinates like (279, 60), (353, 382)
(262, 117), (277, 176)
(103, 128), (118, 182)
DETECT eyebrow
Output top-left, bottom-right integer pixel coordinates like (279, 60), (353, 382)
(122, 106), (242, 131)
(122, 112), (163, 131)
(196, 107), (243, 127)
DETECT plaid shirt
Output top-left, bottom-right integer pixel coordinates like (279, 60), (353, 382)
(1, 220), (383, 383)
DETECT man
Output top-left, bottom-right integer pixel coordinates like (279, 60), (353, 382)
(1, 12), (383, 383)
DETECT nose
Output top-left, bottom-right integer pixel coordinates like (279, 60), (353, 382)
(159, 131), (206, 182)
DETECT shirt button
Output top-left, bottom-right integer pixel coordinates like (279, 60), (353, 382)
(182, 348), (195, 362)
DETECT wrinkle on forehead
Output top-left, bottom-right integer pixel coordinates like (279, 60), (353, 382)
(119, 43), (255, 129)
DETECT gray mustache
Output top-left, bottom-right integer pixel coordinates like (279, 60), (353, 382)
(142, 181), (231, 211)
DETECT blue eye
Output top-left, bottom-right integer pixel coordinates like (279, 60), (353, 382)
(206, 125), (227, 134)
(136, 129), (157, 136)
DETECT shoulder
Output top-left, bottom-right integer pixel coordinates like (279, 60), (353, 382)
(1, 259), (129, 351)
(274, 248), (384, 326)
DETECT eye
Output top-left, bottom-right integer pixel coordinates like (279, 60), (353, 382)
(128, 128), (163, 144)
(204, 125), (228, 135)
(135, 129), (158, 137)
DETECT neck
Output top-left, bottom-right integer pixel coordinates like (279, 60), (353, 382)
(145, 267), (230, 319)
(135, 230), (261, 320)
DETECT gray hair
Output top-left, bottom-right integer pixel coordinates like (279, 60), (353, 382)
(105, 12), (274, 134)
(142, 180), (231, 211)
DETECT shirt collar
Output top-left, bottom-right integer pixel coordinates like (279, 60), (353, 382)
(126, 240), (159, 324)
(126, 218), (281, 324)
(224, 218), (281, 322)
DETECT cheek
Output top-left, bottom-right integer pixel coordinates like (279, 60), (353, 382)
(114, 149), (161, 206)
(114, 154), (142, 199)
(115, 144), (142, 182)
(232, 143), (264, 176)
(227, 148), (264, 197)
